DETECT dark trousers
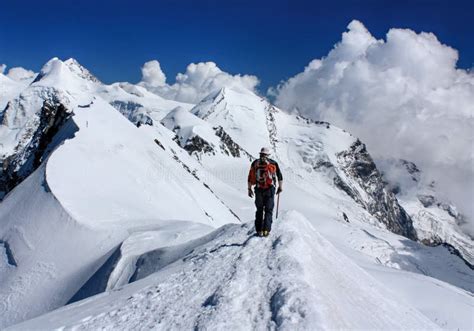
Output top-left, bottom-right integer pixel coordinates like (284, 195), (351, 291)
(254, 186), (275, 232)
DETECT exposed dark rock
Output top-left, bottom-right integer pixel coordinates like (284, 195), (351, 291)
(64, 58), (101, 83)
(78, 101), (94, 108)
(32, 58), (100, 85)
(214, 126), (253, 160)
(333, 175), (359, 203)
(400, 159), (420, 177)
(1, 98), (73, 197)
(214, 126), (241, 157)
(389, 184), (401, 195)
(417, 194), (436, 208)
(135, 113), (153, 127)
(166, 149), (240, 222)
(109, 101), (144, 125)
(313, 160), (334, 170)
(0, 240), (17, 267)
(264, 105), (278, 151)
(168, 122), (251, 161)
(336, 139), (418, 240)
(110, 100), (153, 127)
(342, 212), (350, 223)
(183, 135), (214, 156)
(153, 139), (166, 150)
(171, 154), (200, 181)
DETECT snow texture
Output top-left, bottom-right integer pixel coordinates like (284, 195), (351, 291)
(8, 212), (451, 331)
(0, 57), (472, 330)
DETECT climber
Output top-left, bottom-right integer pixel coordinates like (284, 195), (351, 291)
(247, 147), (283, 237)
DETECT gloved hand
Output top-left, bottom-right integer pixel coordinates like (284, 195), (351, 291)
(277, 186), (283, 194)
(248, 187), (254, 198)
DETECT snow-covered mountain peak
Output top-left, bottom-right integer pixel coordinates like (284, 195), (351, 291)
(0, 59), (472, 330)
(161, 105), (253, 161)
(161, 106), (216, 144)
(33, 57), (63, 80)
(63, 58), (101, 83)
(191, 87), (272, 156)
(32, 57), (100, 94)
(163, 105), (204, 128)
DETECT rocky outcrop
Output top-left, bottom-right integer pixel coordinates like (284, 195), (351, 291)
(377, 157), (473, 267)
(0, 240), (17, 267)
(214, 126), (253, 160)
(182, 134), (215, 156)
(336, 140), (418, 240)
(109, 100), (143, 117)
(1, 97), (72, 197)
(109, 101), (154, 127)
(264, 104), (278, 152)
(167, 123), (252, 161)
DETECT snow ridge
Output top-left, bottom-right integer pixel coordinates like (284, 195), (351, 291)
(0, 58), (472, 330)
(9, 211), (437, 330)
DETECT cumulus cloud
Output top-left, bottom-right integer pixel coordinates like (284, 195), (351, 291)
(6, 66), (36, 82)
(272, 20), (474, 234)
(0, 64), (6, 74)
(141, 60), (167, 87)
(139, 61), (259, 103)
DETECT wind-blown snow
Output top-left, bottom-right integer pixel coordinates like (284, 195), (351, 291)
(272, 20), (474, 233)
(0, 59), (242, 327)
(47, 98), (237, 228)
(0, 162), (119, 328)
(8, 211), (452, 331)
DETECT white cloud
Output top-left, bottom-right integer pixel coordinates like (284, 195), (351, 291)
(272, 20), (474, 234)
(0, 64), (6, 74)
(139, 61), (259, 103)
(6, 66), (36, 82)
(141, 60), (166, 87)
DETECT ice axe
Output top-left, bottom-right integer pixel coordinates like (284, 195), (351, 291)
(276, 191), (280, 219)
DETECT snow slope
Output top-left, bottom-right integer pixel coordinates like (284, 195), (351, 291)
(0, 73), (30, 111)
(1, 59), (472, 330)
(379, 158), (474, 265)
(98, 82), (194, 126)
(10, 211), (457, 331)
(0, 59), (242, 327)
(190, 86), (470, 257)
(46, 98), (238, 228)
(0, 161), (119, 327)
(191, 87), (272, 156)
(161, 106), (224, 153)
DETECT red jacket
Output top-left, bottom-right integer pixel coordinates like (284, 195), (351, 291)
(248, 158), (282, 189)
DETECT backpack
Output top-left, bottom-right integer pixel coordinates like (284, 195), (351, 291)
(255, 160), (277, 189)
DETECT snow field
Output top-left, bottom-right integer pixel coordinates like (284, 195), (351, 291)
(10, 211), (439, 330)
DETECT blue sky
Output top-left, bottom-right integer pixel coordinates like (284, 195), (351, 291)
(1, 0), (472, 92)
